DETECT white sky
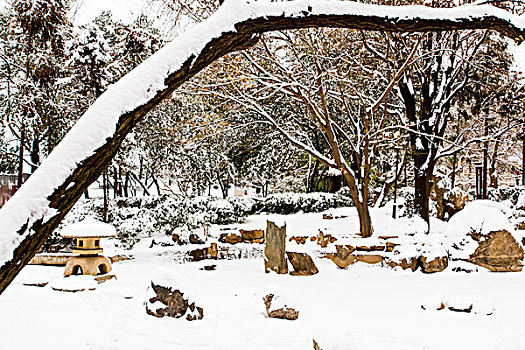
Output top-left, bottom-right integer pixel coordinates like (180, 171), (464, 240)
(69, 0), (148, 25)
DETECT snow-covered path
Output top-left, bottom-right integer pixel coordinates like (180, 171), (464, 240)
(1, 256), (524, 350)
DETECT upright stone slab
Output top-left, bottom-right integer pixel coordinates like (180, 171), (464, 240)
(286, 252), (318, 276)
(264, 221), (288, 274)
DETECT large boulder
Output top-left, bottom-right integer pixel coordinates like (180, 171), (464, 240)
(445, 201), (523, 271)
(446, 201), (514, 259)
(468, 230), (524, 272)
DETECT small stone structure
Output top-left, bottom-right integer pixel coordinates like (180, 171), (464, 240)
(60, 217), (116, 277)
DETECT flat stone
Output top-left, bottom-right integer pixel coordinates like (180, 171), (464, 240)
(356, 254), (383, 264)
(95, 274), (117, 284)
(240, 229), (264, 243)
(219, 233), (243, 245)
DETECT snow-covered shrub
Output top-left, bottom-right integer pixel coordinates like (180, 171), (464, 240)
(262, 192), (351, 214)
(498, 185), (524, 205)
(57, 192), (353, 248)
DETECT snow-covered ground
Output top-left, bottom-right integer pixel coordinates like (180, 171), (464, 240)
(2, 254), (524, 349)
(2, 204), (525, 349)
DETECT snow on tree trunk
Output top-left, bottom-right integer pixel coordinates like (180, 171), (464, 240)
(0, 1), (524, 294)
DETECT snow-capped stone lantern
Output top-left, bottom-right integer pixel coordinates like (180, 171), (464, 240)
(61, 217), (116, 277)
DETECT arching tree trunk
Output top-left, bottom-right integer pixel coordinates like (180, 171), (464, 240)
(0, 1), (522, 294)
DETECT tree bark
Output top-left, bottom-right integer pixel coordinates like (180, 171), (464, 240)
(413, 153), (432, 224)
(17, 126), (25, 188)
(0, 1), (523, 294)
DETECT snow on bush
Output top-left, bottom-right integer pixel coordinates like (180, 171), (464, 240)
(56, 192), (352, 248)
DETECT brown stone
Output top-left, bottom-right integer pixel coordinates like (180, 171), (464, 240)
(264, 221), (288, 274)
(146, 283), (203, 320)
(185, 303), (204, 321)
(207, 243), (218, 259)
(385, 242), (398, 252)
(516, 222), (525, 231)
(419, 255), (448, 273)
(378, 235), (399, 240)
(189, 243), (218, 262)
(356, 245), (385, 252)
(189, 233), (205, 244)
(23, 282), (49, 287)
(240, 229), (265, 243)
(468, 230), (524, 272)
(325, 245), (357, 268)
(316, 231), (335, 248)
(386, 257), (418, 271)
(95, 274), (117, 284)
(356, 254), (383, 264)
(336, 245), (355, 258)
(286, 252), (318, 276)
(290, 236), (308, 244)
(263, 294), (299, 320)
(325, 253), (357, 269)
(446, 188), (469, 216)
(172, 233), (185, 245)
(219, 233), (243, 245)
(322, 214), (333, 220)
(110, 255), (133, 263)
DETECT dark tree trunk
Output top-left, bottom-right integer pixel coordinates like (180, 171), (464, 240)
(124, 172), (130, 197)
(113, 167), (118, 199)
(413, 153), (432, 224)
(30, 138), (39, 173)
(103, 172), (108, 223)
(17, 126), (25, 188)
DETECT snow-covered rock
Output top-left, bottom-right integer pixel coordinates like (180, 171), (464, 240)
(50, 275), (98, 292)
(420, 295), (445, 311)
(445, 200), (515, 260)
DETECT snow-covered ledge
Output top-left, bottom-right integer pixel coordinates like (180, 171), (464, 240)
(0, 0), (524, 294)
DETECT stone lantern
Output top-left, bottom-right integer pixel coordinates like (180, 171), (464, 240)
(61, 217), (116, 277)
